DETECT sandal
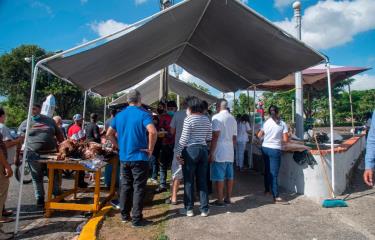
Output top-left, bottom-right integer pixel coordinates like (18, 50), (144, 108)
(0, 217), (14, 223)
(2, 209), (13, 217)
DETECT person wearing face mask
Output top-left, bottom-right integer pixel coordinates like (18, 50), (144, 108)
(257, 105), (289, 204)
(155, 101), (176, 193)
(18, 104), (64, 207)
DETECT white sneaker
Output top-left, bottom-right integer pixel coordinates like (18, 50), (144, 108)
(186, 210), (194, 217)
(200, 210), (209, 217)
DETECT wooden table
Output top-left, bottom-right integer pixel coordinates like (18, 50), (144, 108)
(41, 156), (118, 217)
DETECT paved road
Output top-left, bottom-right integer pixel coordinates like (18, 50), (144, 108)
(166, 163), (375, 240)
(2, 167), (84, 239)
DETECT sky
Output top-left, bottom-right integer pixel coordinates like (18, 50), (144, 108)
(1, 0), (374, 100)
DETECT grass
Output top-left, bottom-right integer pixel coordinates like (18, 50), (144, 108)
(98, 172), (172, 240)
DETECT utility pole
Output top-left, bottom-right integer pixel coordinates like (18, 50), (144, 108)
(159, 0), (173, 101)
(293, 1), (304, 139)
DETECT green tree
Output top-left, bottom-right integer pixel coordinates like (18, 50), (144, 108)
(233, 93), (254, 117)
(0, 45), (86, 126)
(187, 82), (210, 94)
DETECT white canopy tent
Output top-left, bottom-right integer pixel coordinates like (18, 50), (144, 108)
(15, 0), (334, 234)
(109, 73), (218, 107)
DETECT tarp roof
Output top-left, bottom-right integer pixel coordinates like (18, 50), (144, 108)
(256, 64), (370, 91)
(109, 73), (218, 106)
(43, 0), (324, 96)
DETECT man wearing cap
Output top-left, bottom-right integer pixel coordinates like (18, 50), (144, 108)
(68, 113), (88, 188)
(18, 104), (64, 207)
(106, 89), (157, 227)
(68, 114), (86, 141)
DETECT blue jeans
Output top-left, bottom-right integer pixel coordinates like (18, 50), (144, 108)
(149, 155), (158, 180)
(159, 144), (173, 188)
(27, 151), (60, 201)
(182, 145), (209, 213)
(261, 147), (282, 198)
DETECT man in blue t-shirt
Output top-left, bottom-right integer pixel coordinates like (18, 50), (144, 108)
(106, 89), (157, 227)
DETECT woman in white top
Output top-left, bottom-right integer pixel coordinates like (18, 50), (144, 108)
(236, 114), (251, 171)
(257, 105), (289, 204)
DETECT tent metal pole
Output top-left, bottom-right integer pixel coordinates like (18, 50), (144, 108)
(247, 90), (251, 114)
(14, 65), (39, 234)
(348, 84), (355, 134)
(249, 86), (256, 169)
(83, 90), (88, 126)
(293, 1), (304, 139)
(325, 61), (336, 196)
(104, 97), (107, 124)
(177, 95), (180, 110)
(292, 99), (295, 124)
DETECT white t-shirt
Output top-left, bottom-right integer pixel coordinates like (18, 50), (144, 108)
(261, 118), (288, 150)
(237, 122), (251, 143)
(212, 110), (237, 162)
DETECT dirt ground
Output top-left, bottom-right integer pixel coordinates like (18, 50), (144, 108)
(98, 183), (171, 240)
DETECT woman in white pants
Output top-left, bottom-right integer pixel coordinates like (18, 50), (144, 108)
(236, 115), (251, 171)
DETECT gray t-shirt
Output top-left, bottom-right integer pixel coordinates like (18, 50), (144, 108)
(170, 110), (187, 151)
(0, 123), (16, 164)
(18, 115), (59, 152)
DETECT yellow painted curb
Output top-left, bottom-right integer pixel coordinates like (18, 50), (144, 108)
(78, 206), (112, 240)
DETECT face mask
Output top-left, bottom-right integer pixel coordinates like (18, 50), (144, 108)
(167, 111), (174, 117)
(157, 109), (164, 114)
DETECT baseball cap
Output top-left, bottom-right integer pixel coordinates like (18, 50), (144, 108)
(73, 114), (83, 121)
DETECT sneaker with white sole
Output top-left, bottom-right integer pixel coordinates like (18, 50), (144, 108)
(186, 210), (194, 217)
(200, 210), (209, 217)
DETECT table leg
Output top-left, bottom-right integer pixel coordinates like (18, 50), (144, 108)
(74, 171), (79, 199)
(109, 158), (118, 197)
(45, 166), (55, 218)
(93, 170), (101, 212)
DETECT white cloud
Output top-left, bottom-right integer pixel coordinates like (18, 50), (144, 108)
(274, 0), (375, 50)
(351, 74), (375, 91)
(274, 0), (294, 9)
(80, 38), (88, 44)
(179, 70), (218, 95)
(31, 1), (53, 16)
(90, 19), (134, 40)
(135, 0), (148, 5)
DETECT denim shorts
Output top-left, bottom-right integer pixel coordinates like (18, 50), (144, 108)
(210, 162), (234, 181)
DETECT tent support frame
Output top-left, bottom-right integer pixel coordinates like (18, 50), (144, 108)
(325, 60), (336, 196)
(249, 86), (256, 169)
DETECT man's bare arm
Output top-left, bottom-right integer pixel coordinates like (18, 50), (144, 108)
(106, 127), (118, 150)
(209, 131), (220, 162)
(146, 124), (158, 156)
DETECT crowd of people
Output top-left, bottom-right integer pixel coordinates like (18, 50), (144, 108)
(103, 89), (294, 227)
(0, 88), (374, 236)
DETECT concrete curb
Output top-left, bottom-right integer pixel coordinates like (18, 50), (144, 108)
(78, 206), (112, 240)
